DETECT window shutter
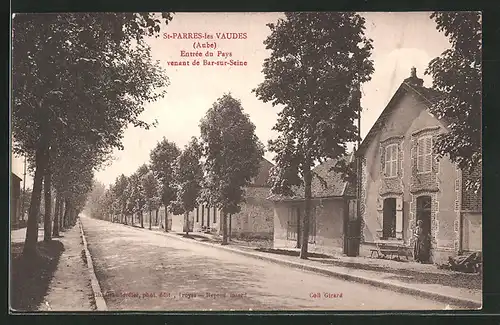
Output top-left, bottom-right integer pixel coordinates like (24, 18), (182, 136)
(395, 197), (403, 237)
(391, 160), (397, 177)
(380, 147), (385, 175)
(425, 137), (432, 172)
(384, 147), (390, 176)
(417, 139), (424, 172)
(393, 145), (398, 177)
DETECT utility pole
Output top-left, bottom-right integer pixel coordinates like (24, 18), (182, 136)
(355, 84), (362, 257)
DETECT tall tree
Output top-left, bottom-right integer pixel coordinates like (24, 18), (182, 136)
(149, 138), (180, 232)
(172, 137), (203, 235)
(112, 174), (129, 224)
(20, 188), (32, 221)
(43, 147), (55, 242)
(425, 12), (482, 192)
(200, 94), (264, 245)
(12, 13), (172, 255)
(124, 176), (137, 225)
(135, 164), (150, 228)
(86, 180), (107, 219)
(253, 13), (374, 259)
(142, 171), (161, 230)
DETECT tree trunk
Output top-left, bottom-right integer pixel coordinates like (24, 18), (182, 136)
(184, 212), (189, 235)
(63, 199), (70, 229)
(155, 209), (159, 226)
(59, 199), (64, 231)
(140, 210), (144, 228)
(300, 164), (312, 260)
(23, 146), (48, 256)
(52, 192), (61, 237)
(296, 208), (301, 249)
(228, 213), (232, 241)
(165, 209), (168, 232)
(149, 209), (152, 230)
(221, 211), (228, 245)
(43, 170), (52, 242)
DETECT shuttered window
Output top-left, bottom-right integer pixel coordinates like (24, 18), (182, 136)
(417, 136), (433, 173)
(384, 144), (398, 177)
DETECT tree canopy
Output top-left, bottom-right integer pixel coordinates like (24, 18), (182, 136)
(254, 12), (374, 258)
(200, 93), (264, 244)
(12, 13), (173, 254)
(425, 11), (482, 192)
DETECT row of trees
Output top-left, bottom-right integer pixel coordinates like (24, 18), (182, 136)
(89, 94), (264, 245)
(12, 13), (174, 256)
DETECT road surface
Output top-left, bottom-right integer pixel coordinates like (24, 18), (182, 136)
(80, 216), (459, 311)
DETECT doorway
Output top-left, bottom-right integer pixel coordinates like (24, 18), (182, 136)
(343, 200), (360, 256)
(416, 195), (432, 263)
(416, 196), (432, 239)
(382, 198), (396, 239)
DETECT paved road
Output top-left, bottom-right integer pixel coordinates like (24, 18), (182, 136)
(81, 216), (459, 311)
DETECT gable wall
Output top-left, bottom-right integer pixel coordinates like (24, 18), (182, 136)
(360, 90), (463, 262)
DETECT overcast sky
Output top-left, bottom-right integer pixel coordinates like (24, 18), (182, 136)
(11, 12), (451, 188)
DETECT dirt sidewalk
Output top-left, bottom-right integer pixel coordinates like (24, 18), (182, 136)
(10, 223), (96, 311)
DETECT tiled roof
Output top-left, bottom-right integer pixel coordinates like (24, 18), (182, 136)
(356, 82), (445, 157)
(267, 154), (355, 201)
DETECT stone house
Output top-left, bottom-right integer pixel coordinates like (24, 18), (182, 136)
(167, 157), (275, 239)
(268, 154), (358, 255)
(355, 68), (482, 264)
(11, 172), (22, 228)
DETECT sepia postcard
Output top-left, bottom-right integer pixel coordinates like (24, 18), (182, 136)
(9, 11), (482, 313)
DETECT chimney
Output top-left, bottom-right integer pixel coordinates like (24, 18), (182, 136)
(404, 66), (424, 87)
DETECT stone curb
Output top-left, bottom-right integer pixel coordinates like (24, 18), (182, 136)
(116, 222), (482, 309)
(79, 219), (108, 311)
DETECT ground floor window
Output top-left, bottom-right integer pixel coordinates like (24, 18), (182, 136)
(286, 206), (316, 244)
(286, 207), (299, 241)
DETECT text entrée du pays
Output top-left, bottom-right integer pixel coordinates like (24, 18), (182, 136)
(163, 32), (248, 67)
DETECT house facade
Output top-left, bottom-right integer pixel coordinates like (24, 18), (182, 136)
(269, 155), (357, 255)
(356, 68), (482, 264)
(168, 157), (275, 239)
(11, 172), (22, 228)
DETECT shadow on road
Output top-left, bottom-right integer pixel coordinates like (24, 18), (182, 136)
(10, 240), (65, 311)
(177, 233), (213, 240)
(254, 248), (333, 259)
